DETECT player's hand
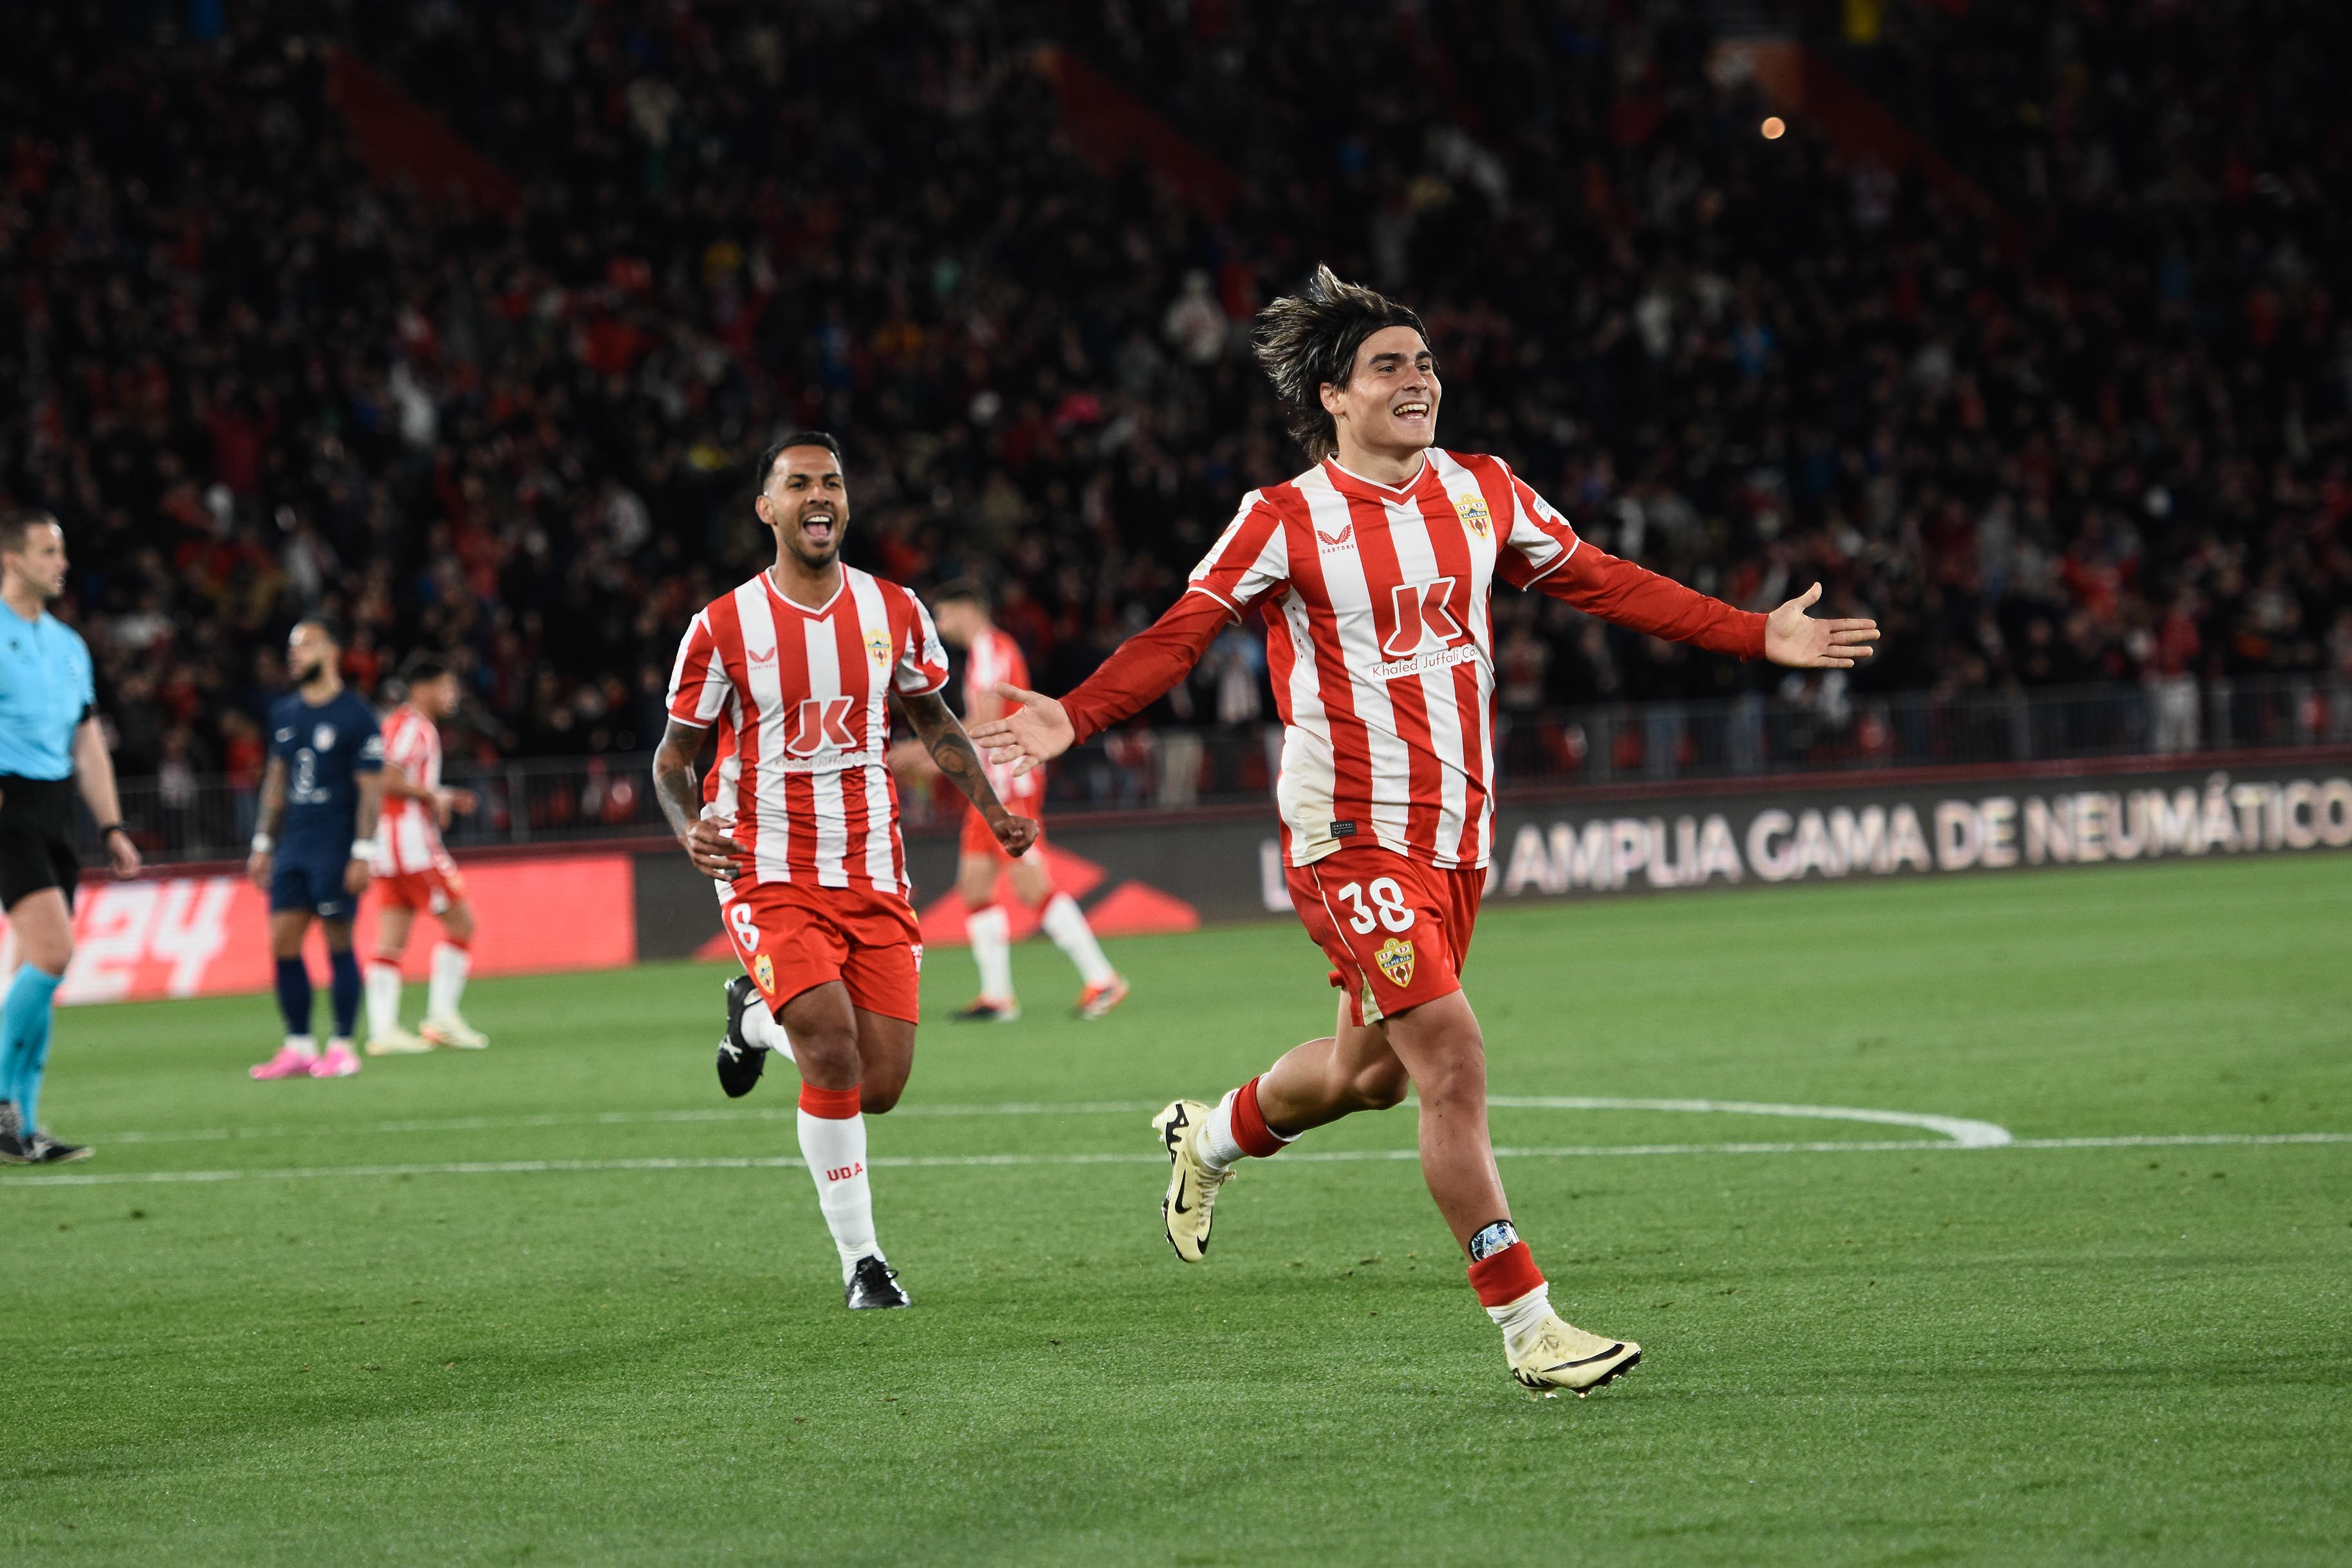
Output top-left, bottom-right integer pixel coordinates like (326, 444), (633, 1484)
(969, 683), (1073, 778)
(105, 829), (142, 880)
(992, 813), (1041, 858)
(684, 816), (747, 881)
(436, 786), (478, 826)
(344, 858), (374, 896)
(1764, 582), (1880, 670)
(247, 849), (273, 889)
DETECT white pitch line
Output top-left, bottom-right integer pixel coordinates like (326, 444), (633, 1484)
(10, 1131), (2347, 1188)
(87, 1097), (2009, 1149)
(87, 1101), (1169, 1147)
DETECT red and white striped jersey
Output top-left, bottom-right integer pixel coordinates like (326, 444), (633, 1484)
(375, 703), (446, 875)
(1185, 450), (1754, 870)
(963, 623), (1042, 809)
(667, 566), (950, 896)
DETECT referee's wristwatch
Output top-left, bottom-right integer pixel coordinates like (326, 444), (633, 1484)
(98, 822), (131, 843)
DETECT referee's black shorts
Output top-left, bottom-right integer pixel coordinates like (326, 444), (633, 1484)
(0, 775), (82, 913)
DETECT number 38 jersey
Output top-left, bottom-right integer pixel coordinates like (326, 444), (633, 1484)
(667, 566), (949, 897)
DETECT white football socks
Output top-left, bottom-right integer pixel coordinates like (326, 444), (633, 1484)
(1487, 1282), (1555, 1358)
(797, 1108), (880, 1281)
(427, 942), (471, 1020)
(284, 1033), (318, 1060)
(1040, 892), (1116, 986)
(364, 962), (404, 1038)
(966, 904), (1014, 1000)
(741, 1002), (796, 1061)
(1197, 1087), (1248, 1172)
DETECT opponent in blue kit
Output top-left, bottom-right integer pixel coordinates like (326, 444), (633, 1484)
(245, 616), (384, 1080)
(0, 510), (140, 1163)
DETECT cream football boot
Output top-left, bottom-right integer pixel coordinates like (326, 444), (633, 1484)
(1508, 1314), (1642, 1398)
(420, 1014), (489, 1049)
(1151, 1099), (1231, 1262)
(365, 1026), (434, 1056)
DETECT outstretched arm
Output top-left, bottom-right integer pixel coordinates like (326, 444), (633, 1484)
(653, 718), (746, 880)
(1533, 546), (1878, 669)
(970, 590), (1228, 775)
(894, 688), (1038, 857)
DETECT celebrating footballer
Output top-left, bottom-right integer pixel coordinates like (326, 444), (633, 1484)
(652, 433), (1037, 1311)
(976, 266), (1880, 1395)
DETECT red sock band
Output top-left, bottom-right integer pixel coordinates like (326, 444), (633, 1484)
(438, 936), (471, 954)
(797, 1083), (862, 1119)
(368, 954), (402, 970)
(1466, 1240), (1546, 1307)
(1230, 1076), (1285, 1159)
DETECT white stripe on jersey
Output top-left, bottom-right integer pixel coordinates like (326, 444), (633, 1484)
(736, 578), (794, 885)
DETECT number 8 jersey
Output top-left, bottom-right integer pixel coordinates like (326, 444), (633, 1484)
(666, 567), (950, 896)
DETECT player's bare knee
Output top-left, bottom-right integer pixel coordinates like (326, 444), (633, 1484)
(793, 1028), (861, 1087)
(1413, 1053), (1486, 1109)
(1349, 1062), (1411, 1111)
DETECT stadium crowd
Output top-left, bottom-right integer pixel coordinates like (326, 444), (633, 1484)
(3, 0), (2348, 797)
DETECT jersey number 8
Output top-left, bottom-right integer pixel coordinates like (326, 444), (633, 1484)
(728, 901), (762, 952)
(1336, 878), (1414, 935)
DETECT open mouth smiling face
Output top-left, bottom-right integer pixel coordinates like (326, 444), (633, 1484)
(1326, 323), (1441, 457)
(759, 444), (851, 566)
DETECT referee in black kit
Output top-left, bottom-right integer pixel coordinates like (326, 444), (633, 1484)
(0, 510), (140, 1164)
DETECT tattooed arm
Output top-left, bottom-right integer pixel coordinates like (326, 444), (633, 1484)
(653, 718), (745, 880)
(893, 688), (1039, 857)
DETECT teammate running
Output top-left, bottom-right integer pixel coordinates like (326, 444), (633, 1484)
(975, 267), (1878, 1395)
(925, 581), (1125, 1023)
(652, 432), (1037, 1311)
(0, 509), (141, 1165)
(247, 616), (385, 1082)
(363, 652), (486, 1055)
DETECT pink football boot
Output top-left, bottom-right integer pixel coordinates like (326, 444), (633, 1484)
(250, 1044), (318, 1080)
(310, 1043), (362, 1078)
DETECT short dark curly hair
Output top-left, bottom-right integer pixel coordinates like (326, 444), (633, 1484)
(754, 430), (844, 488)
(1250, 265), (1430, 461)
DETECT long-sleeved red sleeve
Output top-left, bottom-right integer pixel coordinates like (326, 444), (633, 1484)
(1059, 589), (1232, 745)
(1532, 543), (1768, 660)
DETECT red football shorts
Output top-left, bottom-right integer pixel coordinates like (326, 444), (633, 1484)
(1287, 844), (1484, 1027)
(718, 877), (924, 1024)
(959, 799), (1044, 862)
(376, 856), (467, 914)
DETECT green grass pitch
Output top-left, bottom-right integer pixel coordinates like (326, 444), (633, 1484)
(5, 854), (2349, 1565)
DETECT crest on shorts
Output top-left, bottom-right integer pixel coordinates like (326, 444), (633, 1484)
(864, 627), (893, 669)
(753, 954), (775, 994)
(1375, 936), (1416, 988)
(1453, 493), (1492, 540)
